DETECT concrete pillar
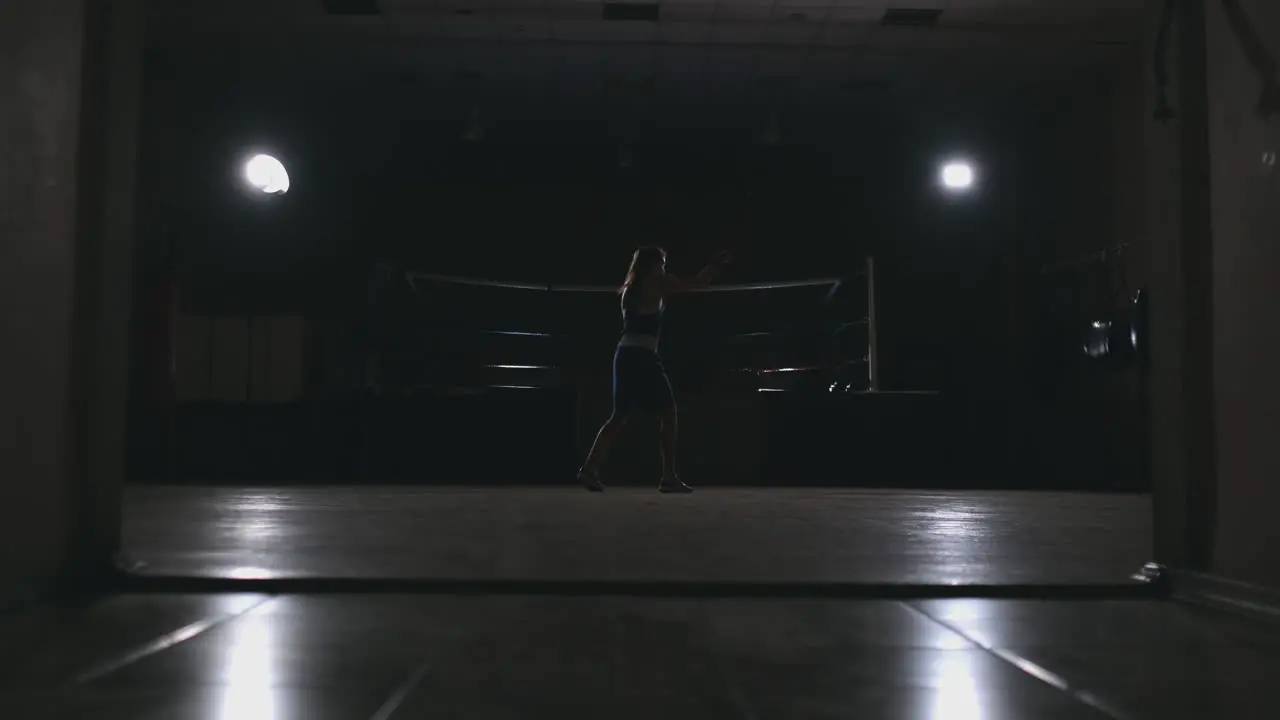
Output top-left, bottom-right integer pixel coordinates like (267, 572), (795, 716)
(1143, 0), (1217, 570)
(0, 0), (142, 602)
(1203, 0), (1280, 589)
(1172, 0), (1219, 573)
(1147, 0), (1280, 582)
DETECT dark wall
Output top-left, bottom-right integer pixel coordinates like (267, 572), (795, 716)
(1011, 56), (1149, 490)
(137, 114), (906, 297)
(133, 42), (1068, 304)
(131, 43), (1152, 489)
(135, 59), (1028, 367)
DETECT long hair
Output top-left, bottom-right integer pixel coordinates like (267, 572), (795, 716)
(619, 246), (666, 296)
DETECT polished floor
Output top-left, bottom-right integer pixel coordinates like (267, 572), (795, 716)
(123, 487), (1152, 584)
(2, 592), (1280, 719)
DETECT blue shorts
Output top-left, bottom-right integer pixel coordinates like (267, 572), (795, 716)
(612, 346), (674, 415)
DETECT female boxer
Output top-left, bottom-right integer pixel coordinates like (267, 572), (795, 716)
(578, 246), (732, 493)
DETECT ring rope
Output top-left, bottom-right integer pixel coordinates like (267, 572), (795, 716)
(402, 270), (855, 295)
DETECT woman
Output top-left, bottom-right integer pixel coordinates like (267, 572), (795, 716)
(578, 246), (733, 493)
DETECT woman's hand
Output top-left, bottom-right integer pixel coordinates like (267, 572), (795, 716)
(666, 251), (734, 294)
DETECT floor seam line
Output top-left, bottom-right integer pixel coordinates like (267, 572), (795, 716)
(897, 601), (1134, 720)
(67, 595), (276, 686)
(368, 662), (431, 720)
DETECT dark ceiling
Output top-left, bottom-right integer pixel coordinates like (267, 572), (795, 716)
(144, 0), (1144, 107)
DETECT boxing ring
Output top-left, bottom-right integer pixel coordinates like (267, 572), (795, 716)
(348, 258), (957, 486)
(364, 259), (874, 395)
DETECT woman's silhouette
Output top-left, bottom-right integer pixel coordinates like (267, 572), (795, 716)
(577, 247), (732, 493)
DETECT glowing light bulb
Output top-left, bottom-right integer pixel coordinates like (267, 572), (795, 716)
(244, 154), (290, 195)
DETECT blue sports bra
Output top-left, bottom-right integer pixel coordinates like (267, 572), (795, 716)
(621, 288), (663, 338)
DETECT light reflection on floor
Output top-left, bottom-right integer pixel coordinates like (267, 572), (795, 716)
(225, 567), (276, 580)
(3, 594), (1278, 719)
(218, 613), (276, 720)
(930, 651), (983, 720)
(123, 487), (1152, 585)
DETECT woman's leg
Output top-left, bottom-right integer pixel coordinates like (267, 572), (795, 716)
(580, 348), (633, 490)
(655, 372), (692, 493)
(657, 404), (679, 479)
(581, 412), (627, 476)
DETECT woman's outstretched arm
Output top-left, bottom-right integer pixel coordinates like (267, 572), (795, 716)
(660, 251), (733, 293)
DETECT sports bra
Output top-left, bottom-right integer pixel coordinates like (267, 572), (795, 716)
(621, 288), (663, 338)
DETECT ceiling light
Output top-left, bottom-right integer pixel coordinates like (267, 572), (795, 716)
(938, 160), (976, 193)
(243, 154), (289, 195)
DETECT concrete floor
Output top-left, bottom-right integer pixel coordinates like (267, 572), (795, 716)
(6, 486), (1256, 718)
(2, 593), (1280, 719)
(122, 487), (1152, 584)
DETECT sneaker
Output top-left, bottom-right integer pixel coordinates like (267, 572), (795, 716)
(579, 468), (605, 492)
(657, 477), (693, 494)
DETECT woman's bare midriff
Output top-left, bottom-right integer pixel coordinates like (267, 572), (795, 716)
(617, 334), (659, 352)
